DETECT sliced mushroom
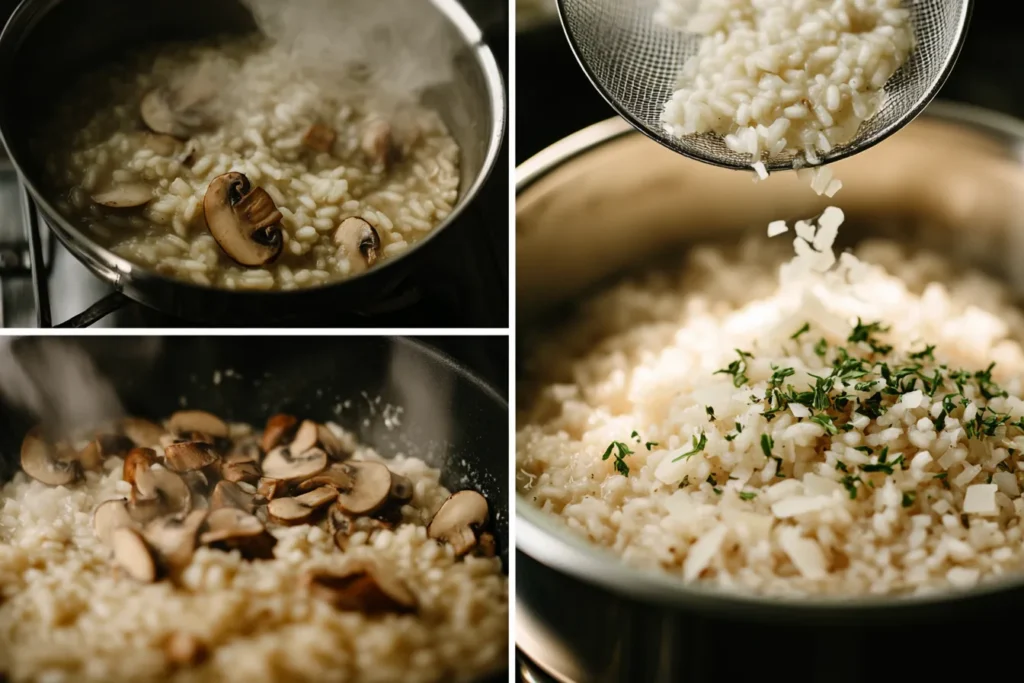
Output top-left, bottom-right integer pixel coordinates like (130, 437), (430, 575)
(129, 466), (192, 524)
(91, 184), (153, 209)
(302, 123), (337, 154)
(181, 470), (211, 504)
(210, 480), (255, 514)
(326, 504), (352, 536)
(92, 498), (136, 548)
(267, 486), (338, 525)
(140, 83), (212, 140)
(427, 491), (489, 556)
(123, 447), (158, 488)
(204, 172), (283, 267)
(20, 427), (81, 487)
(361, 119), (396, 170)
(334, 217), (380, 274)
(112, 527), (157, 582)
(143, 509), (208, 573)
(121, 417), (168, 448)
(220, 459), (260, 484)
(317, 424), (350, 460)
(290, 420), (320, 455)
(389, 473), (414, 505)
(78, 440), (105, 472)
(256, 477), (284, 501)
(296, 463), (353, 492)
(304, 562), (416, 614)
(261, 414), (299, 452)
(335, 461), (392, 516)
(164, 632), (208, 668)
(199, 507), (277, 560)
(167, 411), (228, 439)
(164, 441), (219, 473)
(261, 446), (327, 482)
(227, 439), (262, 465)
(141, 133), (181, 156)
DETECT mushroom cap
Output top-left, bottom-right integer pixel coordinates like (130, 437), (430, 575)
(361, 119), (395, 170)
(143, 509), (208, 573)
(333, 217), (380, 275)
(91, 184), (153, 208)
(261, 414), (298, 452)
(204, 172), (283, 267)
(335, 461), (392, 516)
(123, 447), (158, 489)
(121, 417), (168, 447)
(302, 123), (337, 154)
(93, 498), (136, 548)
(112, 527), (158, 582)
(304, 562), (416, 614)
(129, 466), (192, 523)
(210, 480), (256, 514)
(427, 490), (490, 556)
(261, 446), (328, 482)
(220, 459), (260, 484)
(78, 440), (105, 472)
(290, 420), (320, 455)
(295, 486), (338, 509)
(256, 477), (284, 501)
(266, 487), (337, 525)
(167, 411), (228, 439)
(317, 424), (350, 460)
(164, 441), (220, 473)
(296, 463), (353, 492)
(389, 473), (414, 505)
(20, 427), (81, 487)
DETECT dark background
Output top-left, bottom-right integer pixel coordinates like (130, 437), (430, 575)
(417, 335), (508, 398)
(517, 4), (1022, 164)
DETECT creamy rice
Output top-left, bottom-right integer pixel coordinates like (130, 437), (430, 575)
(517, 220), (1024, 596)
(0, 421), (506, 682)
(39, 36), (460, 290)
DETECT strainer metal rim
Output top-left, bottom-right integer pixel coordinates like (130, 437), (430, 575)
(555, 0), (975, 172)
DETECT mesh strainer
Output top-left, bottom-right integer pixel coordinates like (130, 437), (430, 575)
(556, 0), (974, 171)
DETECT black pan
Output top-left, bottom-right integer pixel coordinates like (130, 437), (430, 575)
(0, 335), (508, 682)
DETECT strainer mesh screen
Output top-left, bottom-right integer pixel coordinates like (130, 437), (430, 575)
(558, 0), (970, 170)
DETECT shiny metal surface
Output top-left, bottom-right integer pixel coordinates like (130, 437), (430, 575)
(556, 0), (973, 171)
(0, 0), (506, 323)
(515, 102), (1024, 682)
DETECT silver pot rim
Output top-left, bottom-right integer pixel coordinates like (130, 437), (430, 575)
(0, 0), (506, 301)
(515, 100), (1024, 613)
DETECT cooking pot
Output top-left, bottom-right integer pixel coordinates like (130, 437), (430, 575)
(516, 102), (1024, 682)
(0, 335), (509, 682)
(0, 0), (505, 324)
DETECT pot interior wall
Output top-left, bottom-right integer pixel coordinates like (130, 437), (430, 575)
(0, 336), (509, 564)
(516, 110), (1024, 318)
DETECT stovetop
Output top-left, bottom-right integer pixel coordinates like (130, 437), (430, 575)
(0, 0), (508, 329)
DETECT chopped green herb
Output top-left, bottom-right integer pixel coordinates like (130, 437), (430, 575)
(601, 440), (634, 477)
(705, 406), (716, 422)
(760, 433), (774, 459)
(739, 491), (757, 501)
(630, 430), (640, 441)
(841, 475), (862, 499)
(673, 431), (708, 462)
(715, 349), (753, 388)
(814, 338), (828, 357)
(791, 322), (811, 340)
(902, 490), (917, 508)
(706, 474), (718, 487)
(735, 422), (744, 433)
(909, 344), (936, 361)
(836, 460), (849, 472)
(645, 441), (659, 451)
(769, 366), (796, 387)
(810, 413), (839, 435)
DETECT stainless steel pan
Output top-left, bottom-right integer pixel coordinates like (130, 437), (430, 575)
(516, 102), (1024, 682)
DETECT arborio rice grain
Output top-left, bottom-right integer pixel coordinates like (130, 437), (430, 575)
(40, 36), (460, 291)
(658, 0), (915, 166)
(517, 212), (1024, 597)
(0, 424), (506, 683)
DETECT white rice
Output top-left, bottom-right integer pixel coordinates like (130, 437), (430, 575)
(41, 36), (460, 290)
(658, 0), (915, 164)
(0, 422), (507, 682)
(517, 211), (1024, 596)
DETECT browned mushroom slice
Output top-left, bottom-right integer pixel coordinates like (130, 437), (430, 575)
(256, 477), (283, 501)
(261, 413), (298, 452)
(181, 470), (211, 504)
(123, 447), (158, 488)
(199, 507), (277, 560)
(261, 446), (328, 482)
(164, 632), (208, 668)
(112, 527), (158, 582)
(304, 562), (416, 614)
(317, 424), (350, 460)
(296, 463), (353, 492)
(267, 486), (338, 525)
(210, 480), (256, 514)
(427, 490), (489, 557)
(167, 410), (228, 439)
(326, 504), (351, 535)
(20, 427), (81, 487)
(121, 417), (168, 448)
(129, 466), (192, 524)
(92, 498), (136, 548)
(204, 172), (283, 267)
(289, 420), (320, 455)
(164, 441), (219, 473)
(335, 461), (392, 516)
(302, 123), (337, 153)
(77, 440), (105, 472)
(389, 473), (414, 505)
(334, 217), (380, 275)
(92, 184), (153, 209)
(144, 509), (208, 573)
(227, 439), (262, 465)
(361, 119), (396, 170)
(220, 459), (260, 484)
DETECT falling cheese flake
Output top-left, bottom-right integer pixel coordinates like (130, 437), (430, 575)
(767, 220), (788, 238)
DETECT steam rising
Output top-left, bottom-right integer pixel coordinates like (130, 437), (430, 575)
(239, 0), (459, 100)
